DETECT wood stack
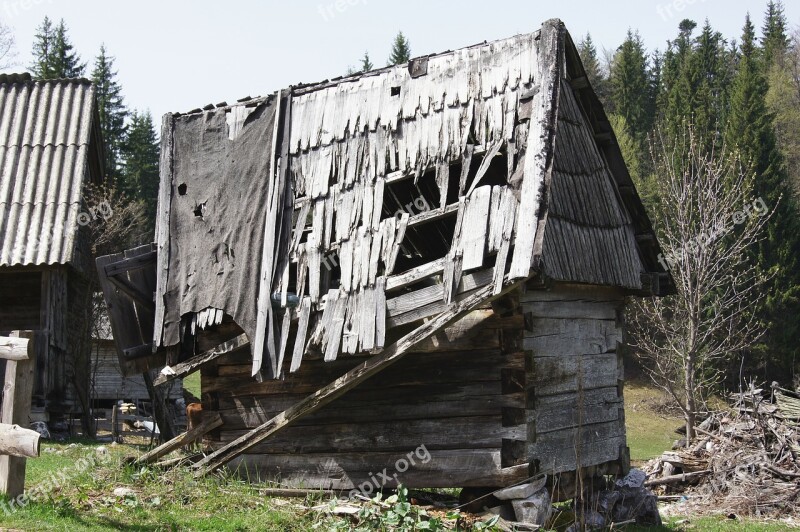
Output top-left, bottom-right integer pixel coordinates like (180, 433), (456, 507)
(642, 384), (800, 517)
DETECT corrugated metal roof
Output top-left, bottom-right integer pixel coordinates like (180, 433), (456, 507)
(0, 76), (96, 267)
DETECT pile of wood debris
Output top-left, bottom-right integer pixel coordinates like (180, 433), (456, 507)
(643, 383), (800, 517)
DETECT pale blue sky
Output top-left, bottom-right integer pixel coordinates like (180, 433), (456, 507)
(1, 0), (796, 120)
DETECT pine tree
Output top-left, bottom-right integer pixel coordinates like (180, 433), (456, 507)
(691, 21), (730, 143)
(30, 17), (84, 78)
(577, 33), (608, 105)
(29, 16), (56, 78)
(360, 51), (373, 72)
(725, 14), (800, 377)
(388, 32), (411, 65)
(92, 45), (127, 182)
(662, 19), (698, 137)
(661, 19), (732, 148)
(52, 19), (84, 77)
(649, 49), (664, 123)
(609, 30), (653, 144)
(119, 110), (160, 235)
(762, 0), (789, 67)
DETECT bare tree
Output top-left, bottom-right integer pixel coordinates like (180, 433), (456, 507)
(0, 19), (17, 70)
(628, 126), (773, 441)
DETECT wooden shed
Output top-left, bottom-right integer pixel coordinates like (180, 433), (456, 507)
(90, 310), (183, 407)
(101, 19), (672, 491)
(0, 73), (104, 422)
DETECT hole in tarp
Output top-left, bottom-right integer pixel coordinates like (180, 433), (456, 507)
(391, 86), (401, 96)
(178, 183), (187, 195)
(193, 201), (206, 218)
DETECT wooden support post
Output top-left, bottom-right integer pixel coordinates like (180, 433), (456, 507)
(0, 331), (36, 498)
(111, 405), (119, 443)
(142, 370), (177, 441)
(193, 279), (522, 477)
(134, 413), (223, 466)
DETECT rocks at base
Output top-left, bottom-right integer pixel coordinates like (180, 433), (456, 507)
(510, 487), (552, 526)
(493, 475), (547, 501)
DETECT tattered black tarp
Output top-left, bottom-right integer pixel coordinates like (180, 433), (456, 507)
(161, 98), (276, 348)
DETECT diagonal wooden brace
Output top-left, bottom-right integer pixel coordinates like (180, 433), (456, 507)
(192, 278), (522, 477)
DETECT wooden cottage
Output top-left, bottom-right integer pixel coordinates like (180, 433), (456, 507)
(101, 19), (672, 491)
(0, 73), (104, 423)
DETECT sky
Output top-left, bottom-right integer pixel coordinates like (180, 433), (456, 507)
(1, 0), (797, 121)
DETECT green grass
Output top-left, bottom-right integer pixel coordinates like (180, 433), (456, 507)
(1, 440), (321, 531)
(661, 516), (800, 530)
(625, 381), (684, 463)
(183, 371), (201, 398)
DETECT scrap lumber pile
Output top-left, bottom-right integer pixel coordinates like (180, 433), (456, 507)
(643, 383), (800, 517)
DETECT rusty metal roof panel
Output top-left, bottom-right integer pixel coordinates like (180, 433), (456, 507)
(0, 77), (95, 267)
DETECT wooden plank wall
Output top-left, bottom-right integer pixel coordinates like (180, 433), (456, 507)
(523, 282), (628, 476)
(91, 341), (182, 403)
(201, 308), (530, 489)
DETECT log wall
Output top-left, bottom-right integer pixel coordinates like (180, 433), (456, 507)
(91, 340), (183, 404)
(202, 309), (529, 489)
(200, 281), (630, 489)
(523, 282), (628, 476)
(0, 266), (91, 417)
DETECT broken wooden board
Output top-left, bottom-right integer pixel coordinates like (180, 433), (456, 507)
(154, 333), (250, 387)
(134, 412), (224, 466)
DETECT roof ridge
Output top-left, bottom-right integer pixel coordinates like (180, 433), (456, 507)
(0, 72), (93, 85)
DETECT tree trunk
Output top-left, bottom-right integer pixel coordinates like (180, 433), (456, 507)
(684, 352), (697, 443)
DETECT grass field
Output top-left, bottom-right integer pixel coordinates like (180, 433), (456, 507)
(624, 380), (684, 463)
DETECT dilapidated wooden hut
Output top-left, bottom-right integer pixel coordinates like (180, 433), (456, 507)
(101, 19), (672, 491)
(0, 73), (104, 422)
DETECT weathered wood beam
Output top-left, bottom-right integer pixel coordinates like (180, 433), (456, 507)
(387, 269), (495, 328)
(386, 268), (493, 319)
(0, 336), (32, 361)
(123, 343), (154, 360)
(0, 424), (40, 458)
(192, 278), (522, 477)
(406, 201), (459, 228)
(103, 250), (157, 277)
(643, 470), (710, 488)
(134, 413), (223, 466)
(385, 258), (445, 291)
(153, 333), (250, 387)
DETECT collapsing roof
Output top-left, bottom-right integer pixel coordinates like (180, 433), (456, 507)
(0, 73), (103, 268)
(153, 19), (671, 379)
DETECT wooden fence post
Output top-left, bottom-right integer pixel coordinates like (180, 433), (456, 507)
(0, 331), (36, 498)
(111, 404), (119, 443)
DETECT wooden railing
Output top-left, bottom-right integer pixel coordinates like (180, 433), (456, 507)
(0, 331), (40, 498)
